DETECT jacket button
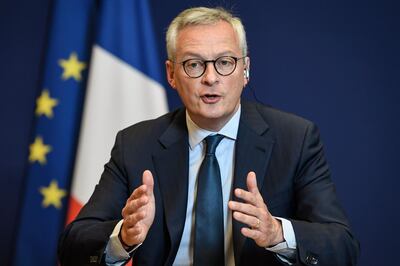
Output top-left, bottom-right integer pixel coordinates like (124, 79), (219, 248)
(89, 255), (98, 263)
(305, 254), (319, 265)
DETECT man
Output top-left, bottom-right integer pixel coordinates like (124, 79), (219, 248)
(58, 7), (359, 266)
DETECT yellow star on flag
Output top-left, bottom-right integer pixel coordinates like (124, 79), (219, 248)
(58, 52), (86, 81)
(39, 180), (67, 209)
(35, 89), (58, 118)
(29, 136), (52, 165)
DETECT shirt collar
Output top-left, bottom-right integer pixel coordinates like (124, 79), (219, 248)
(186, 105), (241, 150)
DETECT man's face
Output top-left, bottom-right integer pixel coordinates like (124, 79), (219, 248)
(166, 21), (249, 131)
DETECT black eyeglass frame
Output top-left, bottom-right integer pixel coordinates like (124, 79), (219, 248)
(174, 56), (246, 78)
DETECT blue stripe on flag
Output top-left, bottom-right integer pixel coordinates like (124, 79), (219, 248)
(96, 0), (164, 84)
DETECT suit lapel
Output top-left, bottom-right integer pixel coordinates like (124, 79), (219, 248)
(233, 102), (275, 265)
(152, 109), (189, 265)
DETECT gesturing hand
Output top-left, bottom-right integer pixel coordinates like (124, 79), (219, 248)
(120, 170), (155, 247)
(228, 171), (284, 247)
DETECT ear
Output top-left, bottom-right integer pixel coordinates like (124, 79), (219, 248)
(165, 60), (176, 89)
(243, 57), (250, 87)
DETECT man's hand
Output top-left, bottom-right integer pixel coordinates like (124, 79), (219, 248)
(228, 171), (284, 247)
(120, 170), (155, 247)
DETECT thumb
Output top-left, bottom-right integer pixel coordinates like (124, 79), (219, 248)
(142, 170), (154, 195)
(246, 171), (258, 194)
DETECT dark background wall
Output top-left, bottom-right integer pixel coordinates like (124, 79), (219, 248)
(1, 0), (399, 265)
(0, 0), (52, 264)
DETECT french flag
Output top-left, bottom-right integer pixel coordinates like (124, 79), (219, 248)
(67, 0), (168, 236)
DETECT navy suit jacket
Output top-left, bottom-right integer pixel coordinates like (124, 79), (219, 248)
(58, 101), (359, 266)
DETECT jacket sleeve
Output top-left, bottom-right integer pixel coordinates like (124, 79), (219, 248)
(58, 131), (132, 266)
(290, 123), (360, 266)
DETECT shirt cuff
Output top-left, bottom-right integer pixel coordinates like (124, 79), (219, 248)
(105, 220), (142, 264)
(265, 217), (297, 263)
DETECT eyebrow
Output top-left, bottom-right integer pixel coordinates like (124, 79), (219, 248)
(179, 51), (239, 61)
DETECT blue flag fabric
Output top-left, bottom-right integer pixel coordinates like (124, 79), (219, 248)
(13, 0), (95, 265)
(97, 0), (164, 83)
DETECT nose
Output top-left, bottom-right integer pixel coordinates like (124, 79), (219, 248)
(201, 62), (219, 85)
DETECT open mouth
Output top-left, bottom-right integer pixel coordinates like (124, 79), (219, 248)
(201, 94), (221, 104)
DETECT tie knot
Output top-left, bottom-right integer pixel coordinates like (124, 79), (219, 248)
(204, 134), (224, 155)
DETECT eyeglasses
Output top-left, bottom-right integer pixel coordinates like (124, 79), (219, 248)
(176, 56), (246, 78)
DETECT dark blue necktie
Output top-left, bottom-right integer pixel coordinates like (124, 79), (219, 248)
(193, 134), (225, 266)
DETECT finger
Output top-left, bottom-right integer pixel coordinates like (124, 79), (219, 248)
(128, 185), (148, 201)
(122, 224), (144, 245)
(127, 170), (153, 201)
(124, 210), (146, 227)
(127, 195), (149, 213)
(232, 211), (261, 229)
(125, 225), (142, 237)
(241, 227), (261, 240)
(122, 194), (149, 218)
(228, 200), (258, 217)
(246, 171), (258, 194)
(234, 188), (258, 206)
(142, 170), (154, 196)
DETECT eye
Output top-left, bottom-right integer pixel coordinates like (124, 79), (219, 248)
(185, 59), (203, 70)
(216, 57), (235, 68)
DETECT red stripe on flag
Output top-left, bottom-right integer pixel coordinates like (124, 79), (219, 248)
(66, 196), (83, 225)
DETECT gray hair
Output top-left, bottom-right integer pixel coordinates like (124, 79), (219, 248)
(166, 7), (248, 60)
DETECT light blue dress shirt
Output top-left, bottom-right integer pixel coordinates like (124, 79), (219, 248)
(105, 105), (296, 265)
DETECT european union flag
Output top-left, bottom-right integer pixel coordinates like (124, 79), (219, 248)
(13, 0), (96, 265)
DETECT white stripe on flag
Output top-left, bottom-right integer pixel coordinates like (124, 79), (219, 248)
(71, 45), (168, 205)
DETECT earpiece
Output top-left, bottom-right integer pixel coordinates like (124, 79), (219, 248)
(244, 68), (250, 80)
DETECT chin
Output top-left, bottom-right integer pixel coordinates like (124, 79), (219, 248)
(201, 107), (225, 118)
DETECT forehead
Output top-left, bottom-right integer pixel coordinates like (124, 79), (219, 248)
(175, 21), (241, 58)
